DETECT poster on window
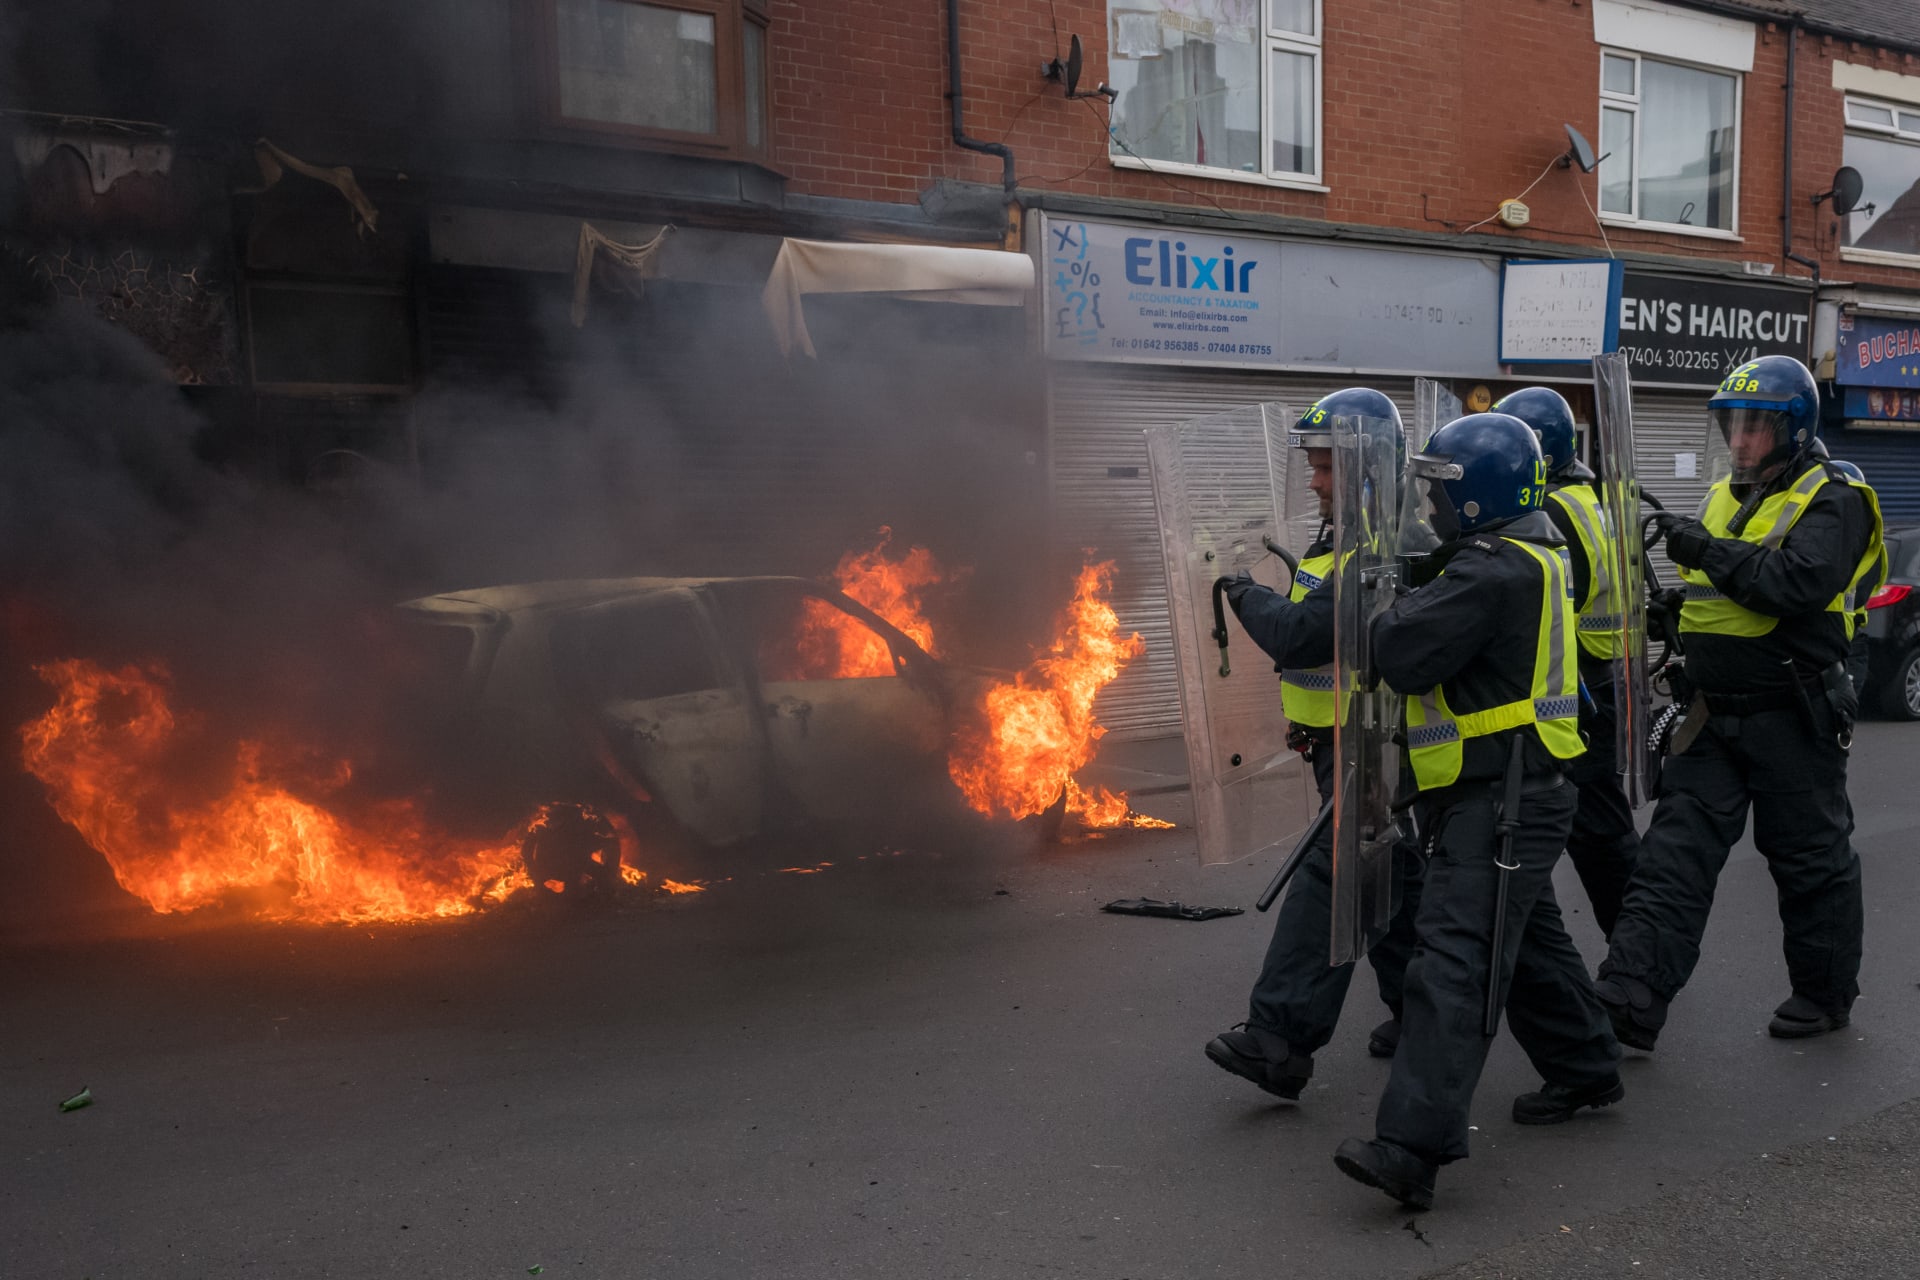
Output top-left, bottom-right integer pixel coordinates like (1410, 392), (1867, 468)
(1836, 314), (1920, 389)
(1498, 259), (1623, 363)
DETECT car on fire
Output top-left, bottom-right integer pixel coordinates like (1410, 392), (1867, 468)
(395, 576), (1011, 878)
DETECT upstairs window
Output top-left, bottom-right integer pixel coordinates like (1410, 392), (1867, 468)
(1597, 51), (1739, 234)
(1107, 1), (1322, 185)
(544, 0), (769, 156)
(1842, 96), (1920, 261)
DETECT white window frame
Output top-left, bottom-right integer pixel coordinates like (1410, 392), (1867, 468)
(1597, 48), (1743, 241)
(1839, 95), (1920, 267)
(1108, 0), (1326, 191)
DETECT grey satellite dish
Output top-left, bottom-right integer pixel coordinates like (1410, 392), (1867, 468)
(1824, 166), (1865, 216)
(1066, 34), (1084, 97)
(1561, 124), (1600, 173)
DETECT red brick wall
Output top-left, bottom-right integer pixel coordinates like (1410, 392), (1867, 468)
(765, 0), (1920, 290)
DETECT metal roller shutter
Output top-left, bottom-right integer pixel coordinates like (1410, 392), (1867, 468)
(1821, 424), (1920, 528)
(1631, 392), (1712, 586)
(1049, 365), (1415, 740)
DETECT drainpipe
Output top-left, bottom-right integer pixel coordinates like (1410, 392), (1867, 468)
(946, 0), (1016, 193)
(1782, 22), (1822, 284)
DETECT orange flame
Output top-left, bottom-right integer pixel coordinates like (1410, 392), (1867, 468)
(19, 659), (540, 924)
(949, 562), (1160, 828)
(786, 527), (953, 679)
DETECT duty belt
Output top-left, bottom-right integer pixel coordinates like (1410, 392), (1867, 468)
(1700, 679), (1823, 717)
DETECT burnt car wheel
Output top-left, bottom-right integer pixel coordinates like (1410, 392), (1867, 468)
(1882, 646), (1920, 722)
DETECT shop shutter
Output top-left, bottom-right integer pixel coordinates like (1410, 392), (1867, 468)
(1821, 423), (1920, 529)
(1630, 392), (1713, 586)
(1049, 364), (1415, 740)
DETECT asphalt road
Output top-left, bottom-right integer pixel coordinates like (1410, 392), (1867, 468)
(6, 720), (1920, 1279)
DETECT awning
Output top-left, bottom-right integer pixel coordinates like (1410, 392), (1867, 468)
(760, 238), (1033, 357)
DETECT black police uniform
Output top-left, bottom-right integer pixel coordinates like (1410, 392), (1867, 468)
(1211, 543), (1421, 1090)
(1361, 517), (1620, 1175)
(1598, 456), (1873, 1044)
(1541, 484), (1641, 936)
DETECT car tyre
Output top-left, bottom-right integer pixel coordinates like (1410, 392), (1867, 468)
(1880, 645), (1920, 721)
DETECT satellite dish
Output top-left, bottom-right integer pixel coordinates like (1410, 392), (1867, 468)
(1562, 124), (1600, 174)
(1066, 34), (1084, 98)
(1829, 166), (1865, 216)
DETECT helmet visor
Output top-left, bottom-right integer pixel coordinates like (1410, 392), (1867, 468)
(1707, 406), (1792, 484)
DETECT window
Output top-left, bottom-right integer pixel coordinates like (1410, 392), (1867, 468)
(544, 0), (769, 156)
(1842, 97), (1920, 260)
(1107, 0), (1322, 185)
(1597, 51), (1739, 233)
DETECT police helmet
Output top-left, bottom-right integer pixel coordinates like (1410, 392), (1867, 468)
(1830, 458), (1866, 485)
(1707, 355), (1820, 483)
(1493, 386), (1579, 477)
(1410, 412), (1545, 540)
(1290, 387), (1402, 451)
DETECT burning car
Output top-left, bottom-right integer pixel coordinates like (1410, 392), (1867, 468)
(396, 574), (1016, 875)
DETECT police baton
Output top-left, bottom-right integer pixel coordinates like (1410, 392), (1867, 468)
(1483, 734), (1528, 1036)
(1257, 796), (1331, 912)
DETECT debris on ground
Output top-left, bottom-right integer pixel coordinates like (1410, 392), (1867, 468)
(1101, 898), (1242, 922)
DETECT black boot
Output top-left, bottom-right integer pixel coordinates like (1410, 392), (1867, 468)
(1333, 1137), (1436, 1210)
(1593, 974), (1663, 1051)
(1204, 1024), (1313, 1100)
(1768, 994), (1851, 1039)
(1512, 1074), (1626, 1125)
(1366, 1017), (1401, 1059)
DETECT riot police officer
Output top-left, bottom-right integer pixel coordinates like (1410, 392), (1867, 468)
(1827, 459), (1880, 695)
(1597, 356), (1883, 1046)
(1203, 388), (1421, 1099)
(1333, 413), (1621, 1211)
(1494, 387), (1639, 937)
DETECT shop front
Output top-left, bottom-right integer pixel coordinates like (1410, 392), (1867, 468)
(1825, 307), (1920, 524)
(1037, 213), (1505, 737)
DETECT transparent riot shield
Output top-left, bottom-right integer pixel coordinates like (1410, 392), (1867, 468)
(1412, 378), (1464, 454)
(1146, 405), (1317, 867)
(1329, 412), (1408, 963)
(1592, 352), (1654, 807)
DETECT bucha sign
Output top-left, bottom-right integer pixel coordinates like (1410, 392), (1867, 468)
(1042, 217), (1280, 365)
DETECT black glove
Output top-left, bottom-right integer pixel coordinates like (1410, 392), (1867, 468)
(1663, 517), (1713, 569)
(1223, 569), (1258, 611)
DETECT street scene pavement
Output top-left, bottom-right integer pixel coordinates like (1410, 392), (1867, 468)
(6, 721), (1917, 1279)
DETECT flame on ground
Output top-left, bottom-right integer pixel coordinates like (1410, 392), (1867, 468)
(949, 562), (1165, 829)
(21, 659), (537, 924)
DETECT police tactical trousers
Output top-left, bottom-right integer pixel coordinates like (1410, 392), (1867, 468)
(1376, 779), (1619, 1164)
(1246, 749), (1422, 1053)
(1567, 676), (1640, 938)
(1599, 706), (1862, 1018)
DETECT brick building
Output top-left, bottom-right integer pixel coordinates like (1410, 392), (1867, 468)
(6, 0), (1920, 733)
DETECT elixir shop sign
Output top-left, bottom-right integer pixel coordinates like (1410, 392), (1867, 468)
(1040, 214), (1503, 376)
(1042, 217), (1279, 364)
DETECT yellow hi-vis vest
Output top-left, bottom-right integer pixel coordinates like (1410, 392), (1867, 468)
(1279, 551), (1336, 729)
(1680, 467), (1886, 641)
(1404, 539), (1585, 791)
(1546, 483), (1624, 662)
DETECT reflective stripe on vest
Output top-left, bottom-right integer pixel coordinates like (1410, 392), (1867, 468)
(1679, 469), (1885, 640)
(1547, 483), (1623, 661)
(1403, 539), (1585, 791)
(1280, 551), (1337, 728)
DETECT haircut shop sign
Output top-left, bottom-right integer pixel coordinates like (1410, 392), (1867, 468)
(1511, 271), (1810, 388)
(1613, 274), (1810, 386)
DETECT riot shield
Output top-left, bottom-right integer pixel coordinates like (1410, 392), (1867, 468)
(1146, 405), (1317, 868)
(1412, 378), (1464, 454)
(1329, 412), (1408, 963)
(1592, 352), (1654, 807)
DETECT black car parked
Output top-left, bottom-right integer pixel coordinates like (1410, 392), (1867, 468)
(1864, 526), (1920, 719)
